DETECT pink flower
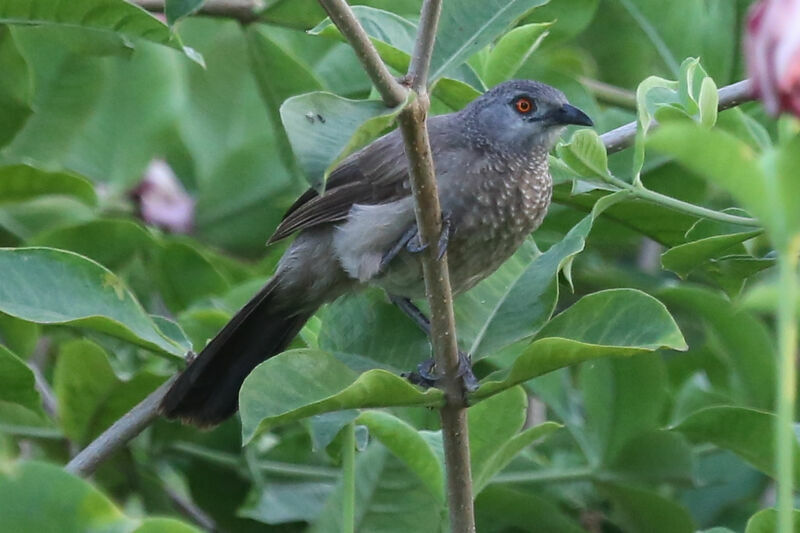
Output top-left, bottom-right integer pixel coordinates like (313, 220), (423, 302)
(745, 0), (800, 117)
(132, 160), (195, 234)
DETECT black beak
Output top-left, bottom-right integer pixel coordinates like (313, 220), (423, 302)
(552, 103), (593, 127)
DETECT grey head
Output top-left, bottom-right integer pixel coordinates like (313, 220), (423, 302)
(461, 79), (593, 158)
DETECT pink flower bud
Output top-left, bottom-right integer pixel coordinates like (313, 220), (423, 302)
(745, 0), (800, 117)
(132, 159), (195, 234)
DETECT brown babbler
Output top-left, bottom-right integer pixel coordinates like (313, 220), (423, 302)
(162, 80), (593, 426)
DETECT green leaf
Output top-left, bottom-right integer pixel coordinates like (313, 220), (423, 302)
(240, 349), (443, 443)
(0, 344), (42, 415)
(53, 339), (116, 443)
(155, 240), (231, 313)
(0, 164), (96, 206)
(673, 405), (800, 484)
(602, 483), (695, 533)
(475, 485), (585, 533)
(0, 247), (184, 356)
(0, 0), (200, 61)
(310, 442), (443, 533)
(0, 312), (39, 359)
(581, 355), (668, 463)
(469, 385), (560, 491)
(28, 219), (155, 271)
(356, 410), (445, 503)
(0, 27), (32, 148)
(54, 338), (169, 443)
(165, 0), (205, 26)
(0, 461), (200, 533)
(557, 128), (611, 180)
(608, 430), (694, 484)
(659, 286), (776, 409)
(745, 508), (800, 533)
(698, 76), (718, 128)
(280, 92), (410, 190)
(483, 22), (551, 86)
(473, 288), (686, 400)
(430, 0), (549, 81)
(661, 230), (762, 279)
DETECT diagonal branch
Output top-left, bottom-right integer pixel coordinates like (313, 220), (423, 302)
(602, 79), (754, 153)
(133, 0), (264, 23)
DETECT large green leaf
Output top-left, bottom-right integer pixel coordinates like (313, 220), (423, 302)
(28, 219), (155, 271)
(745, 509), (800, 533)
(659, 285), (776, 409)
(53, 339), (116, 443)
(154, 240), (232, 313)
(0, 0), (199, 60)
(356, 410), (445, 503)
(0, 344), (42, 415)
(673, 406), (800, 484)
(475, 485), (585, 533)
(0, 461), (200, 533)
(469, 386), (560, 491)
(309, 442), (443, 533)
(482, 23), (551, 86)
(602, 482), (695, 533)
(0, 27), (31, 148)
(661, 230), (762, 279)
(581, 356), (668, 463)
(0, 247), (183, 356)
(430, 0), (549, 81)
(280, 91), (409, 190)
(473, 288), (686, 400)
(165, 0), (205, 26)
(0, 164), (96, 206)
(240, 349), (443, 443)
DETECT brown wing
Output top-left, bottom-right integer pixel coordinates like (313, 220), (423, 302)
(267, 129), (411, 244)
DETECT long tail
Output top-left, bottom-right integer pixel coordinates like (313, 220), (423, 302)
(161, 278), (314, 426)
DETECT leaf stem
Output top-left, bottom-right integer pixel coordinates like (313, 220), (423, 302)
(598, 172), (759, 226)
(342, 422), (356, 533)
(492, 467), (596, 485)
(776, 238), (800, 533)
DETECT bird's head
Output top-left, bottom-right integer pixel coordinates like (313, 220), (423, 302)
(462, 80), (593, 157)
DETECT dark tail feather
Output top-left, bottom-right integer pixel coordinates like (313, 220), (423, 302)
(161, 279), (314, 426)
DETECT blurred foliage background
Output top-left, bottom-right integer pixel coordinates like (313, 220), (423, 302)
(0, 0), (795, 532)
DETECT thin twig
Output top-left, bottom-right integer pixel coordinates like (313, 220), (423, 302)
(579, 77), (636, 110)
(601, 79), (754, 154)
(133, 0), (264, 23)
(165, 485), (218, 531)
(65, 376), (178, 477)
(317, 0), (407, 106)
(407, 0), (442, 92)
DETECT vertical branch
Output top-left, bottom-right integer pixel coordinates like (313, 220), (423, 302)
(316, 1), (475, 530)
(776, 238), (800, 533)
(342, 422), (356, 533)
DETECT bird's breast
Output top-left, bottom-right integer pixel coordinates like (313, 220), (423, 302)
(445, 167), (552, 293)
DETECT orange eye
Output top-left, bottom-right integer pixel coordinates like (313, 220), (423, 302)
(515, 97), (534, 114)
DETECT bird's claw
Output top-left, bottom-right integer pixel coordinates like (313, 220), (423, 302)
(406, 213), (452, 260)
(402, 351), (478, 392)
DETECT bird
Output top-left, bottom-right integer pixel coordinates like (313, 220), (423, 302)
(161, 79), (593, 426)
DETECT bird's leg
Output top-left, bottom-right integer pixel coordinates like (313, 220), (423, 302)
(379, 225), (418, 272)
(406, 212), (452, 261)
(389, 295), (479, 391)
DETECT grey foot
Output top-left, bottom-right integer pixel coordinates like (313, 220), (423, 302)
(406, 214), (451, 261)
(402, 351), (479, 392)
